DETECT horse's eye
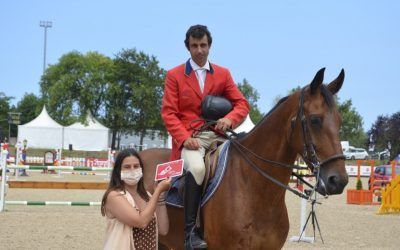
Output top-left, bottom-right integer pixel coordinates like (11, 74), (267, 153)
(310, 116), (322, 126)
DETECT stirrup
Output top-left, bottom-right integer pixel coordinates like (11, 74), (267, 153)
(185, 231), (207, 250)
(184, 239), (207, 250)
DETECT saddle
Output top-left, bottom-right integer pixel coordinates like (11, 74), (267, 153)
(177, 138), (226, 197)
(203, 139), (226, 193)
(180, 139), (226, 233)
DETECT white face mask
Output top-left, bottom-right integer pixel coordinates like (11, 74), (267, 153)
(121, 168), (143, 185)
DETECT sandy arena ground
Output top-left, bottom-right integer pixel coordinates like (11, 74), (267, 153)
(0, 172), (399, 250)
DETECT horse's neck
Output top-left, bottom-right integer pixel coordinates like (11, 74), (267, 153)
(240, 99), (298, 165)
(229, 99), (297, 206)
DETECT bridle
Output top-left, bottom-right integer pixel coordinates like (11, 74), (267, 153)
(295, 87), (345, 170)
(231, 87), (345, 199)
(287, 87), (346, 197)
(198, 86), (345, 200)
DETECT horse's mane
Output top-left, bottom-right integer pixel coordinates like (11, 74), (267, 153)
(248, 84), (335, 133)
(243, 95), (289, 136)
(265, 95), (290, 117)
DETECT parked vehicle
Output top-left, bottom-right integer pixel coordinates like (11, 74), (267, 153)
(343, 147), (369, 160)
(378, 149), (390, 160)
(368, 165), (400, 189)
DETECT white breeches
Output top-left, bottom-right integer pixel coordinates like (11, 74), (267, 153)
(181, 131), (221, 185)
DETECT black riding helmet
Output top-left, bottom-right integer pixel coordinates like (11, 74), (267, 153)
(201, 95), (232, 121)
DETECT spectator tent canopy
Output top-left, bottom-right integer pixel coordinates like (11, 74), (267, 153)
(63, 112), (109, 151)
(17, 106), (63, 149)
(17, 107), (109, 151)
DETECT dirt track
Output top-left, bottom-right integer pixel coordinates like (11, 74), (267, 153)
(0, 173), (399, 249)
(283, 177), (400, 250)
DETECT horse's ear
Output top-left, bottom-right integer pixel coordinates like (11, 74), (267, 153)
(327, 69), (345, 95)
(310, 68), (325, 94)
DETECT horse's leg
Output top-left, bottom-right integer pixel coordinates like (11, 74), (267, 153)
(158, 243), (169, 250)
(139, 149), (187, 248)
(202, 154), (291, 249)
(202, 157), (248, 249)
(159, 205), (185, 250)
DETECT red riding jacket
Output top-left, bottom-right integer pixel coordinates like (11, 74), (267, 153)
(161, 60), (250, 160)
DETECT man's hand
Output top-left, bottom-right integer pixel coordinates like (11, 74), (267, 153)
(183, 137), (201, 150)
(216, 117), (232, 132)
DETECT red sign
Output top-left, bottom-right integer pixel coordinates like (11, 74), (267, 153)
(86, 158), (109, 168)
(155, 159), (184, 181)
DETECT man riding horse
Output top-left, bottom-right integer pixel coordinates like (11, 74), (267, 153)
(161, 24), (250, 249)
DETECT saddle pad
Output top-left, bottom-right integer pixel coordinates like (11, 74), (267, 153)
(165, 140), (231, 208)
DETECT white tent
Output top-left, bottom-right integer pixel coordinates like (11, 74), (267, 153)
(233, 114), (255, 134)
(63, 112), (109, 151)
(17, 106), (64, 149)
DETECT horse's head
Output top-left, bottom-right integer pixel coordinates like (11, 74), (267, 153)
(289, 68), (348, 195)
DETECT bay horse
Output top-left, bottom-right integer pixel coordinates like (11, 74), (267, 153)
(140, 68), (349, 249)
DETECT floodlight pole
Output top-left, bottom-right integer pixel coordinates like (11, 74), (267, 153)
(39, 21), (52, 74)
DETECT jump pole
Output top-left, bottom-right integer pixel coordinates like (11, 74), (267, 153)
(6, 165), (112, 171)
(1, 153), (111, 212)
(1, 149), (7, 212)
(15, 144), (21, 180)
(5, 201), (100, 206)
(55, 148), (62, 178)
(8, 181), (107, 189)
(289, 182), (314, 243)
(105, 148), (112, 180)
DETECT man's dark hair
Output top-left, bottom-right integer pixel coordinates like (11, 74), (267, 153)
(184, 24), (212, 50)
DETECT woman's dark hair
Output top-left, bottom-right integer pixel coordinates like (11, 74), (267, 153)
(184, 24), (212, 50)
(101, 148), (149, 216)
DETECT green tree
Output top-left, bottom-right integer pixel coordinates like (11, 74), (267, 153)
(112, 49), (166, 150)
(105, 54), (135, 149)
(369, 112), (400, 160)
(0, 92), (14, 140)
(237, 79), (263, 123)
(337, 99), (366, 147)
(40, 49), (167, 150)
(40, 51), (113, 125)
(288, 86), (302, 94)
(387, 112), (400, 159)
(16, 93), (44, 125)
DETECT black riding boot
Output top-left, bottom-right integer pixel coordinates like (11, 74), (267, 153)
(184, 172), (207, 250)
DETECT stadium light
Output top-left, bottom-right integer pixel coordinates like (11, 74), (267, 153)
(39, 21), (52, 74)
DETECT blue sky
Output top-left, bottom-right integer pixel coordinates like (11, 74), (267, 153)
(1, 0), (399, 131)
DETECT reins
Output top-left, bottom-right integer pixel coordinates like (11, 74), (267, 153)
(229, 139), (311, 199)
(191, 119), (315, 199)
(192, 86), (345, 200)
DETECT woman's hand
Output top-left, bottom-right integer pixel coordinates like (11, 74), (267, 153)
(156, 177), (172, 193)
